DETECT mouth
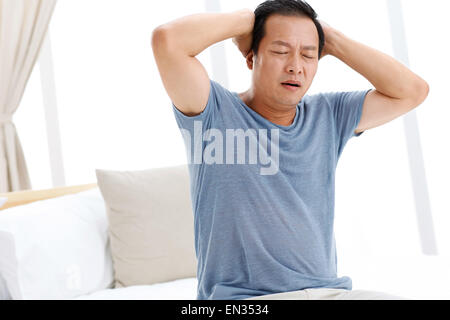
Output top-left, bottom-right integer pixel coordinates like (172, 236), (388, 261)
(281, 82), (301, 91)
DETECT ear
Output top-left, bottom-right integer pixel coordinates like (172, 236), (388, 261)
(245, 51), (255, 70)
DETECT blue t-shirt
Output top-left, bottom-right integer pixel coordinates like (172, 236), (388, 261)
(171, 79), (371, 300)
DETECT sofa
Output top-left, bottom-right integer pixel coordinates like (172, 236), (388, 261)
(0, 165), (198, 300)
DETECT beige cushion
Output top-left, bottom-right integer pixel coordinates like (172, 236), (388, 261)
(95, 165), (197, 288)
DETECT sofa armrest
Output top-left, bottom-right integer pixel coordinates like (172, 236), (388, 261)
(0, 183), (97, 211)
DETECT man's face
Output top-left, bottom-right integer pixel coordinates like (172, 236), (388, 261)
(247, 14), (319, 109)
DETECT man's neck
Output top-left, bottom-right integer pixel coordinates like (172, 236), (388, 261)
(239, 91), (297, 127)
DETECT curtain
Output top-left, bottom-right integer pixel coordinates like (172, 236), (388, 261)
(0, 0), (57, 192)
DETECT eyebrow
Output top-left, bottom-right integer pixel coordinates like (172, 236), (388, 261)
(270, 40), (317, 51)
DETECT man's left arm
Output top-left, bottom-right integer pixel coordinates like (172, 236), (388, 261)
(319, 21), (430, 135)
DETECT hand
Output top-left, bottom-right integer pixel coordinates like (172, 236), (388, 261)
(232, 31), (253, 59)
(318, 19), (334, 60)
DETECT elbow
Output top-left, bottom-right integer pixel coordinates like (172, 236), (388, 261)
(418, 80), (430, 105)
(411, 79), (430, 108)
(422, 81), (430, 100)
(151, 25), (172, 52)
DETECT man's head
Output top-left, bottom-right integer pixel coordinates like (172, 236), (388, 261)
(244, 0), (324, 109)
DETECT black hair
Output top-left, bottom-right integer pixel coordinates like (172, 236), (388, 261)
(251, 0), (325, 58)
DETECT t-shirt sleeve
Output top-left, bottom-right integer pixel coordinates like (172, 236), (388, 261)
(171, 79), (226, 165)
(171, 79), (220, 132)
(322, 89), (372, 157)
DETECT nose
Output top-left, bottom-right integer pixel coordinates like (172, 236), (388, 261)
(286, 54), (303, 74)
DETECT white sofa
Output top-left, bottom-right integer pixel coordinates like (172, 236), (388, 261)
(0, 165), (198, 300)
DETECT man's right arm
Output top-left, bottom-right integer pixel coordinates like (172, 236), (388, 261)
(151, 9), (254, 117)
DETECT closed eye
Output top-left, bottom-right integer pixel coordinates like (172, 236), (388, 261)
(273, 51), (314, 59)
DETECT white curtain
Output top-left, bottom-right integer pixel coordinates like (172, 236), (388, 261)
(0, 0), (57, 192)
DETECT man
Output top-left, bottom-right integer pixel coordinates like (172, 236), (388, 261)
(151, 0), (428, 300)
